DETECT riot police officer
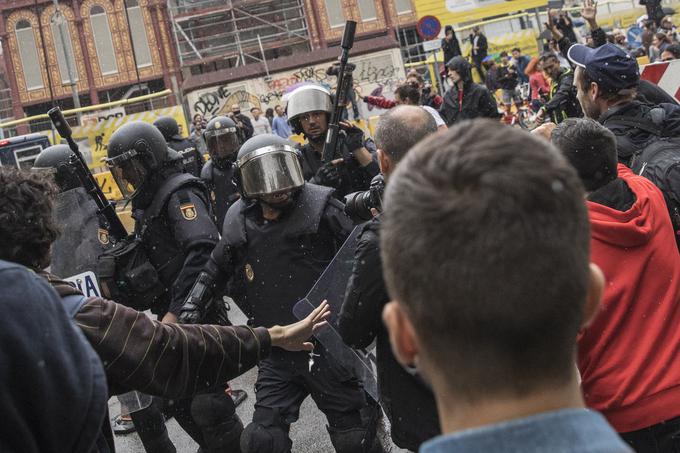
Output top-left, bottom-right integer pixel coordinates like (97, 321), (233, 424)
(106, 121), (243, 453)
(153, 115), (204, 177)
(200, 115), (243, 228)
(33, 144), (111, 278)
(287, 84), (380, 199)
(180, 134), (383, 453)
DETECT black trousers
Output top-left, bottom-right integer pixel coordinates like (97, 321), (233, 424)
(620, 415), (680, 453)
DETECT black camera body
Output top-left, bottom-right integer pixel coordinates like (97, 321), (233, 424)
(344, 174), (385, 223)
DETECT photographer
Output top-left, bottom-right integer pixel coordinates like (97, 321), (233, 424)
(339, 105), (440, 451)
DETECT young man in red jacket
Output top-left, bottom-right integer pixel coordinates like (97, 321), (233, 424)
(551, 117), (680, 453)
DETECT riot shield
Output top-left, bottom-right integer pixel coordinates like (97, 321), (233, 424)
(50, 187), (108, 278)
(293, 226), (379, 400)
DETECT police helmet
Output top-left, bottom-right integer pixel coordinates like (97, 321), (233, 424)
(286, 84), (332, 135)
(235, 134), (304, 200)
(106, 121), (169, 199)
(32, 144), (80, 192)
(153, 116), (181, 141)
(204, 116), (242, 167)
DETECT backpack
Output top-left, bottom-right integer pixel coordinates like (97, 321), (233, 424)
(607, 115), (680, 248)
(97, 173), (203, 311)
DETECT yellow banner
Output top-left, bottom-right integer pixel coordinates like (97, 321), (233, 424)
(415, 0), (546, 26)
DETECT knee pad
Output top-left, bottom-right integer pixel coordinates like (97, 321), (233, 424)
(327, 425), (384, 453)
(240, 408), (291, 453)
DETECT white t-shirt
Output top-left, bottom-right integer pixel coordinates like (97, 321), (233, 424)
(252, 116), (271, 136)
(423, 105), (446, 127)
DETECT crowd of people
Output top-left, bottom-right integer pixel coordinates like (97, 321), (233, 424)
(4, 2), (680, 453)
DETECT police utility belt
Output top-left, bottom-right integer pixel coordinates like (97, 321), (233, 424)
(97, 173), (200, 311)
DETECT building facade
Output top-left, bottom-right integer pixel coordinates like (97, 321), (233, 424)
(0, 0), (180, 132)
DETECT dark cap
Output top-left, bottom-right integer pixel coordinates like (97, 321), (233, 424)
(567, 43), (639, 93)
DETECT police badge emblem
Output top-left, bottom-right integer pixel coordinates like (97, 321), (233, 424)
(97, 228), (110, 245)
(180, 203), (197, 220)
(245, 263), (255, 282)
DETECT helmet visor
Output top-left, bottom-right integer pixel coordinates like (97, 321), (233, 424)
(106, 151), (148, 199)
(205, 127), (240, 160)
(239, 148), (304, 198)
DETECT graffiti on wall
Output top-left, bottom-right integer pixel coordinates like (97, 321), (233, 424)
(188, 48), (405, 120)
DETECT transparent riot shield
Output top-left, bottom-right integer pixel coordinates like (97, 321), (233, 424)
(51, 187), (108, 278)
(117, 390), (152, 414)
(293, 226), (379, 400)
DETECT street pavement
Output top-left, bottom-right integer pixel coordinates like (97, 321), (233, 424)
(110, 304), (409, 453)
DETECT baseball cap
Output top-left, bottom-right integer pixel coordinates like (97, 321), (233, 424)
(567, 43), (639, 93)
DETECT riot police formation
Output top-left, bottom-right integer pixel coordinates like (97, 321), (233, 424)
(287, 84), (380, 199)
(105, 121), (243, 453)
(153, 115), (205, 177)
(200, 115), (243, 228)
(33, 144), (110, 278)
(180, 134), (383, 453)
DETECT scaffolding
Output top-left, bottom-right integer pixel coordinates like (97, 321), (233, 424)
(168, 0), (312, 71)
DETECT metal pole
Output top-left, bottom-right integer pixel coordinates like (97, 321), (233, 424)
(257, 34), (270, 78)
(51, 0), (81, 124)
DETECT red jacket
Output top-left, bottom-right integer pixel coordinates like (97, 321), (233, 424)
(363, 95), (396, 110)
(578, 164), (680, 433)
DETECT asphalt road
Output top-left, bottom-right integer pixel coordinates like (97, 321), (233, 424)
(110, 305), (409, 453)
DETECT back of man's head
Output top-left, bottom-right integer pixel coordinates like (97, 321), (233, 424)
(381, 120), (591, 399)
(552, 118), (618, 192)
(375, 105), (437, 166)
(394, 84), (421, 105)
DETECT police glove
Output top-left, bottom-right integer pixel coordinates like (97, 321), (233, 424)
(341, 124), (365, 154)
(179, 271), (215, 324)
(312, 163), (341, 188)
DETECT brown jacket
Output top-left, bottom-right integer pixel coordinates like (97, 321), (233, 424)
(42, 272), (270, 399)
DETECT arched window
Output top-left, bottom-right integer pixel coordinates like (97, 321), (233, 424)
(89, 4), (118, 75)
(15, 20), (44, 89)
(126, 0), (152, 68)
(50, 12), (79, 84)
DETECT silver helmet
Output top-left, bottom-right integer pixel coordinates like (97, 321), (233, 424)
(286, 84), (332, 135)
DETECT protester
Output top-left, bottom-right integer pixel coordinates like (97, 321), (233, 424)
(660, 15), (678, 42)
(380, 120), (631, 452)
(526, 57), (550, 110)
(550, 118), (680, 452)
(393, 84), (447, 129)
(482, 56), (500, 91)
(406, 71), (443, 109)
(265, 107), (275, 127)
(0, 259), (108, 453)
(649, 32), (672, 62)
(339, 105), (440, 451)
(662, 43), (680, 61)
(511, 47), (531, 83)
(441, 25), (462, 66)
(250, 106), (272, 135)
(469, 26), (488, 81)
(536, 52), (582, 124)
(641, 20), (657, 54)
(190, 113), (208, 154)
(497, 62), (520, 106)
(271, 104), (292, 138)
(440, 56), (499, 126)
(230, 103), (254, 139)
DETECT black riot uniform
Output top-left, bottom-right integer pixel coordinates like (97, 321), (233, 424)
(200, 116), (242, 228)
(106, 121), (242, 453)
(286, 84), (380, 199)
(154, 115), (205, 177)
(180, 134), (383, 453)
(33, 144), (111, 278)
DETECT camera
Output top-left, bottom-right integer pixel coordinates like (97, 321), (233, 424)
(344, 174), (385, 223)
(327, 62), (356, 77)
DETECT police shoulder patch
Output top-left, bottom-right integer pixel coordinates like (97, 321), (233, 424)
(97, 228), (110, 245)
(180, 203), (197, 221)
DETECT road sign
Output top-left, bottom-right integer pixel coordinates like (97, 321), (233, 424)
(417, 15), (442, 40)
(422, 39), (442, 53)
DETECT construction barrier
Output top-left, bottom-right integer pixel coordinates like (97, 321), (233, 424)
(641, 59), (680, 102)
